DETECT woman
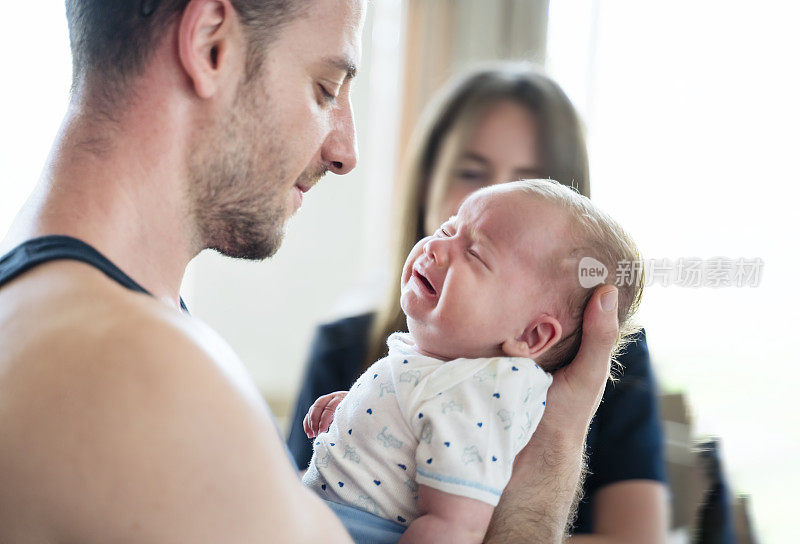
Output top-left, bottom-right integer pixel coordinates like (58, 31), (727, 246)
(288, 64), (669, 541)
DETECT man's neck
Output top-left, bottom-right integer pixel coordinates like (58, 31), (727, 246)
(2, 99), (197, 310)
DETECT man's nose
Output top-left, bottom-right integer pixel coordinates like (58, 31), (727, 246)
(321, 97), (358, 175)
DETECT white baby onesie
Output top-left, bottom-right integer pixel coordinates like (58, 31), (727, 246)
(302, 333), (552, 526)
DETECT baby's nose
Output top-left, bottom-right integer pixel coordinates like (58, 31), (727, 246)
(424, 237), (449, 265)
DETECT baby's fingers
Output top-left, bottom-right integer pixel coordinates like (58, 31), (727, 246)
(307, 401), (323, 437)
(305, 399), (325, 437)
(314, 392), (348, 435)
(307, 392), (342, 436)
(318, 399), (341, 434)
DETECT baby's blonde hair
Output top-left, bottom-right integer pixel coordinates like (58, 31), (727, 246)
(494, 179), (644, 372)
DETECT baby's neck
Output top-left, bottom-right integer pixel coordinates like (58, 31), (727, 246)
(412, 345), (450, 361)
(409, 337), (506, 361)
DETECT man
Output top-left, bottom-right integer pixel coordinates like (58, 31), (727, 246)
(0, 1), (620, 542)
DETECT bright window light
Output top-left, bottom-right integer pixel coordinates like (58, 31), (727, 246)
(548, 1), (799, 541)
(0, 4), (71, 235)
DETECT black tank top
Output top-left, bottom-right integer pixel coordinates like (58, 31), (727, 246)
(0, 235), (189, 312)
(0, 235), (303, 469)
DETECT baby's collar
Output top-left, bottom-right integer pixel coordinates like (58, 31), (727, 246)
(386, 332), (541, 369)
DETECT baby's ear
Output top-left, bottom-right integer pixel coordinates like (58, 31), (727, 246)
(501, 315), (562, 359)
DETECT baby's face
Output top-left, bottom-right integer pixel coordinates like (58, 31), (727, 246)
(400, 187), (571, 360)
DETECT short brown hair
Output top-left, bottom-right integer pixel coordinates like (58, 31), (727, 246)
(65, 0), (310, 99)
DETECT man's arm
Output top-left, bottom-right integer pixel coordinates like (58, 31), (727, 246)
(485, 286), (620, 544)
(0, 298), (353, 543)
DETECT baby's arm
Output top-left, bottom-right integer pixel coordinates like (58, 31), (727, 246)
(399, 485), (493, 544)
(303, 391), (348, 438)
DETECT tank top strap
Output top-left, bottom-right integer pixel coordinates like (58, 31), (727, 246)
(0, 235), (189, 313)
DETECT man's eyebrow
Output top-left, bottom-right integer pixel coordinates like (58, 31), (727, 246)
(323, 56), (358, 81)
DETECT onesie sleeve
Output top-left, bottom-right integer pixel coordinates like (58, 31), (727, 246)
(408, 358), (552, 505)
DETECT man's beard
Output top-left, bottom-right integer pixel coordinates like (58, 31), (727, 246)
(187, 78), (325, 261)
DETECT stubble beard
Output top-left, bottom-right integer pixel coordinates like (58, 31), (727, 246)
(188, 76), (290, 261)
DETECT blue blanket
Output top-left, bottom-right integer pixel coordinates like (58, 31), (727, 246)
(325, 500), (406, 544)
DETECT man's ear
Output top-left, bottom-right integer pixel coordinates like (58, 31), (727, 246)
(501, 315), (562, 359)
(178, 0), (241, 99)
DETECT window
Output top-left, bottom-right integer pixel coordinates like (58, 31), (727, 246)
(548, 1), (798, 540)
(0, 5), (71, 235)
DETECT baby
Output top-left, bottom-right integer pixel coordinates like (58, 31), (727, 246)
(300, 179), (643, 543)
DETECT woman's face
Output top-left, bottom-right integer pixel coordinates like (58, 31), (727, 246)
(424, 100), (545, 235)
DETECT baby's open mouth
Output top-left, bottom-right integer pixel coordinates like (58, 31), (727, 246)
(414, 270), (436, 295)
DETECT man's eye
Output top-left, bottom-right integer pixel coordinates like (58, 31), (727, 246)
(438, 227), (452, 237)
(318, 84), (337, 104)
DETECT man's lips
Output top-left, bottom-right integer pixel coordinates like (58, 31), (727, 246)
(295, 166), (329, 193)
(293, 179), (318, 206)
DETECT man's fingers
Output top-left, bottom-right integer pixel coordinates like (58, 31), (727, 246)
(569, 285), (619, 397)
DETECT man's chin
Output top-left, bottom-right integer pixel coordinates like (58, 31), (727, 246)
(210, 227), (286, 261)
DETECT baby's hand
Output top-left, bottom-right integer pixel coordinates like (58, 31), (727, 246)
(303, 391), (348, 438)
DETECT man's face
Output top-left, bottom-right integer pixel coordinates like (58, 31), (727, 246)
(400, 188), (570, 360)
(190, 0), (365, 260)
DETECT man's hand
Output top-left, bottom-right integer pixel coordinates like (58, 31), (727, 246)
(303, 391), (349, 438)
(535, 286), (620, 440)
(485, 286), (620, 544)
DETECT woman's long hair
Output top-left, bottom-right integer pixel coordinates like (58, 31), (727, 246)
(364, 63), (590, 370)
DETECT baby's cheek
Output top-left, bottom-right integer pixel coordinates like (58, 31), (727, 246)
(400, 246), (421, 283)
(494, 289), (530, 329)
(455, 294), (499, 334)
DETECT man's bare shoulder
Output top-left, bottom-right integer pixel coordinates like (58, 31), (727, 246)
(0, 261), (351, 543)
(0, 260), (254, 403)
